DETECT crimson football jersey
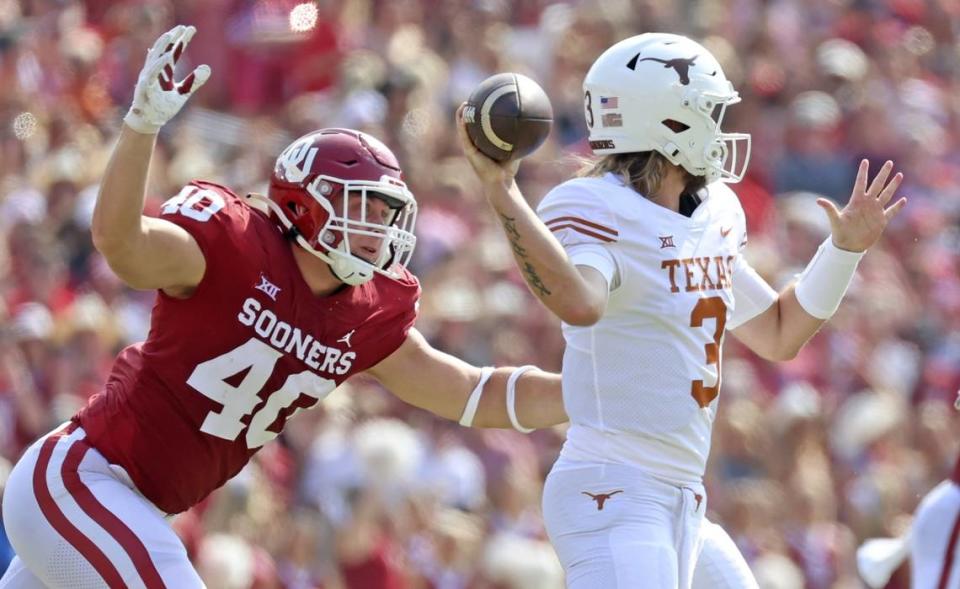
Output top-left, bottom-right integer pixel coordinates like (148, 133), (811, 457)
(73, 181), (420, 514)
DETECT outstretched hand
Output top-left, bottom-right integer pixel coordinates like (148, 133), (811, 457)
(124, 25), (211, 135)
(817, 160), (907, 253)
(455, 103), (520, 190)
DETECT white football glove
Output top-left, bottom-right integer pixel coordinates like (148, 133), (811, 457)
(856, 535), (910, 588)
(123, 25), (211, 135)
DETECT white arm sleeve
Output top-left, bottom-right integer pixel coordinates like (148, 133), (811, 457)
(537, 180), (623, 292)
(729, 256), (778, 330)
(708, 182), (777, 330)
(567, 243), (620, 291)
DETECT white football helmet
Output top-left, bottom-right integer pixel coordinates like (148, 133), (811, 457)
(583, 33), (751, 184)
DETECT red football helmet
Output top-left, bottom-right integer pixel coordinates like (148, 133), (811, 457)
(263, 128), (417, 285)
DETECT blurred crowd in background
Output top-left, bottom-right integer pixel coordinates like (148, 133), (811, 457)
(0, 0), (958, 587)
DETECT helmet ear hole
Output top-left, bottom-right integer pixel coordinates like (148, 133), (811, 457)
(287, 200), (301, 218)
(710, 104), (723, 123)
(662, 119), (690, 133)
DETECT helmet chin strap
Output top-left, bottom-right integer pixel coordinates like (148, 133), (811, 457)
(293, 234), (375, 286)
(328, 253), (374, 286)
(256, 195), (381, 287)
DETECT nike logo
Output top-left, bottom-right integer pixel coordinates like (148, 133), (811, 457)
(720, 226), (732, 238)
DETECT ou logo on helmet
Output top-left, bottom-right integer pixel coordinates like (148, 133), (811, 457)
(278, 141), (318, 183)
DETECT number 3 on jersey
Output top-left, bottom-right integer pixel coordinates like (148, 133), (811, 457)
(690, 296), (726, 408)
(187, 338), (336, 448)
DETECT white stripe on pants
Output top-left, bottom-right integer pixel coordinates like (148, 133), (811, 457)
(0, 424), (204, 589)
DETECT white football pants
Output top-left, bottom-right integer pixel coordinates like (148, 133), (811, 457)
(910, 480), (960, 589)
(0, 423), (204, 588)
(691, 520), (758, 589)
(543, 460), (758, 589)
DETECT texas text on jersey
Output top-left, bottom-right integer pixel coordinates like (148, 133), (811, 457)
(72, 181), (420, 514)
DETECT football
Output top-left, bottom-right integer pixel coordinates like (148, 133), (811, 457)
(463, 73), (553, 162)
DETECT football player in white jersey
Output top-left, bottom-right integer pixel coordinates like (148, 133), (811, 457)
(456, 33), (907, 589)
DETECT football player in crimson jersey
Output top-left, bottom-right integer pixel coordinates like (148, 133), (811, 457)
(458, 33), (907, 589)
(0, 26), (566, 589)
(906, 452), (960, 588)
(857, 401), (960, 589)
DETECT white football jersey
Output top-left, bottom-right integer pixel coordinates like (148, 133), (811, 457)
(537, 173), (776, 484)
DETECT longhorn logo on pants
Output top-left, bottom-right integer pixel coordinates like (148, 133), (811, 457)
(582, 490), (623, 511)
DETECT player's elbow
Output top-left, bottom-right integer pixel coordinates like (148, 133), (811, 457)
(97, 256), (153, 290)
(558, 267), (610, 326)
(91, 194), (142, 256)
(559, 299), (605, 326)
(91, 230), (154, 290)
(779, 343), (803, 362)
(764, 342), (802, 362)
(772, 329), (810, 361)
(91, 228), (121, 258)
(92, 216), (145, 264)
(92, 231), (138, 276)
(91, 218), (126, 259)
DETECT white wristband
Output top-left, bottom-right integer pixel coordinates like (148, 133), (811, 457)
(459, 366), (494, 427)
(794, 237), (865, 319)
(506, 365), (537, 434)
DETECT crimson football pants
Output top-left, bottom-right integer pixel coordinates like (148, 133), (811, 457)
(0, 423), (204, 588)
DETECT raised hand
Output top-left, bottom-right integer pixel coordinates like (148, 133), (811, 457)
(124, 25), (211, 135)
(817, 160), (907, 253)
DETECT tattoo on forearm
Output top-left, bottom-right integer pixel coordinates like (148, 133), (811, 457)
(500, 213), (551, 297)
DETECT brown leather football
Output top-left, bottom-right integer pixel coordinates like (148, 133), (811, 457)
(464, 73), (553, 162)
